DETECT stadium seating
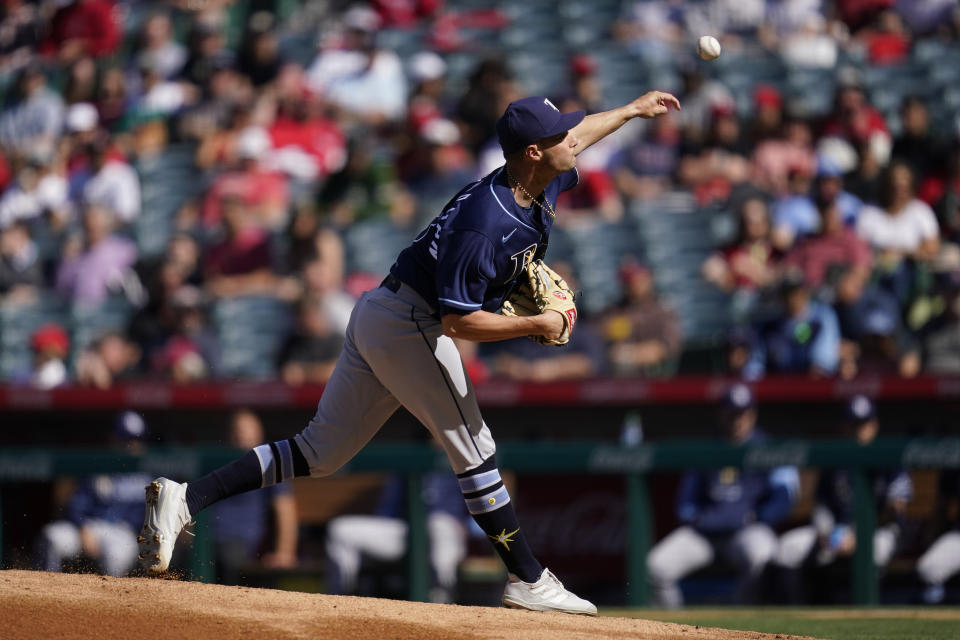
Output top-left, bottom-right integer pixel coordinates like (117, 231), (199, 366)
(134, 143), (205, 261)
(632, 193), (730, 344)
(212, 296), (293, 379)
(0, 294), (68, 380)
(69, 296), (136, 363)
(343, 219), (416, 279)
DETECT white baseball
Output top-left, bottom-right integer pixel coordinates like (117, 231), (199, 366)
(697, 35), (721, 61)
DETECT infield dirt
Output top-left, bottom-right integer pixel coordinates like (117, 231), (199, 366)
(1, 570), (821, 640)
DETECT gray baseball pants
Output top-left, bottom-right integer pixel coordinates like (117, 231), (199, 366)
(917, 531), (960, 587)
(647, 523), (778, 607)
(292, 282), (496, 476)
(774, 523), (899, 569)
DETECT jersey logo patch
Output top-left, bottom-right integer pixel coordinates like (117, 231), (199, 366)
(502, 228), (517, 243)
(508, 243), (538, 282)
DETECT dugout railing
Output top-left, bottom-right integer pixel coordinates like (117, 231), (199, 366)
(2, 438), (959, 605)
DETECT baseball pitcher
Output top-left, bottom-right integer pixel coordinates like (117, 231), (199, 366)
(139, 90), (679, 614)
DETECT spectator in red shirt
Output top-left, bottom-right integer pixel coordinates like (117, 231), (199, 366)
(29, 323), (70, 388)
(268, 84), (347, 184)
(41, 0), (120, 62)
(372, 0), (444, 27)
(862, 10), (911, 65)
(747, 85), (786, 146)
(822, 79), (890, 151)
(703, 195), (782, 322)
(203, 196), (277, 298)
(836, 0), (895, 32)
(785, 197), (873, 294)
(201, 126), (290, 231)
(703, 195), (780, 293)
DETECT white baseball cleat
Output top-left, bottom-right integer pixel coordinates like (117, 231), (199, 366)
(502, 568), (598, 616)
(137, 478), (193, 574)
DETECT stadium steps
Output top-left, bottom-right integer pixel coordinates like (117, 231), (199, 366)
(786, 67), (836, 119)
(213, 296), (293, 379)
(631, 192), (730, 345)
(69, 296), (136, 367)
(134, 143), (204, 261)
(343, 219), (416, 280)
(560, 218), (642, 315)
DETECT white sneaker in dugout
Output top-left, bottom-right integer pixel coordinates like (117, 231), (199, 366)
(502, 568), (598, 616)
(138, 478), (193, 574)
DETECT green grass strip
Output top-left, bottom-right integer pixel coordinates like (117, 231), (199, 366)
(605, 608), (960, 640)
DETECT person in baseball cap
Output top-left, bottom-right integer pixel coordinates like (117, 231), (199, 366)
(112, 410), (151, 455)
(648, 380), (798, 607)
(843, 394), (879, 445)
(30, 323), (69, 389)
(496, 96), (586, 157)
(494, 90), (678, 216)
(113, 410), (149, 442)
(719, 382), (758, 444)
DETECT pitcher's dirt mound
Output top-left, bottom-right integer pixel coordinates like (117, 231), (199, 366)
(0, 570), (818, 640)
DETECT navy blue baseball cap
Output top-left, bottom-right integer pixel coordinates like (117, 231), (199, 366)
(844, 394), (876, 423)
(496, 96), (585, 155)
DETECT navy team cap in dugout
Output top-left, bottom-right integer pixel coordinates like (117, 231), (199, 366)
(496, 96), (585, 155)
(114, 410), (148, 441)
(844, 394), (876, 424)
(721, 383), (756, 412)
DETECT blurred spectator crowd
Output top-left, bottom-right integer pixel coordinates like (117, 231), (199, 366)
(2, 0), (960, 388)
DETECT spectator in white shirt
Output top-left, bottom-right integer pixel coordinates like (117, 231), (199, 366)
(0, 156), (70, 229)
(856, 161), (940, 262)
(857, 161), (940, 304)
(779, 13), (838, 69)
(82, 136), (141, 225)
(306, 6), (407, 126)
(135, 13), (187, 80)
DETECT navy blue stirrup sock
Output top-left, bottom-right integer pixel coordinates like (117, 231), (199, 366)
(457, 456), (543, 583)
(185, 438), (309, 514)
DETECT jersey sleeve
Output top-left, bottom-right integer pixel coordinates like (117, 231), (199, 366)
(435, 229), (496, 316)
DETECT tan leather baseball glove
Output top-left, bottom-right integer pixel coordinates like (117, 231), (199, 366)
(501, 259), (578, 346)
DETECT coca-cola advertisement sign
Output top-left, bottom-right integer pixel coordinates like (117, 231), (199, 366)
(515, 476), (628, 588)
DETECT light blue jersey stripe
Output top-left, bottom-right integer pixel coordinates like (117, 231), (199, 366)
(488, 168), (538, 232)
(458, 469), (501, 493)
(438, 297), (482, 309)
(465, 485), (511, 514)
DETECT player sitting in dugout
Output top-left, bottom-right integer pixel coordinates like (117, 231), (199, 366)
(773, 395), (911, 604)
(647, 383), (800, 607)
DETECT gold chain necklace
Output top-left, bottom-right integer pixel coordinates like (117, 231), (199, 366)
(505, 167), (557, 219)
